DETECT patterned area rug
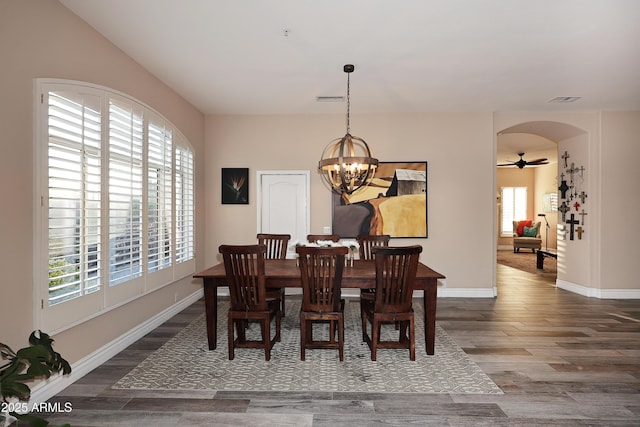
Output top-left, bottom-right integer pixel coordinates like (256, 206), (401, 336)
(113, 300), (502, 394)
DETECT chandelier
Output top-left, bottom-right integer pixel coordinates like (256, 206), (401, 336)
(318, 64), (378, 195)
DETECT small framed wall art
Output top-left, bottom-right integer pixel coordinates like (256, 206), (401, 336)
(221, 168), (249, 204)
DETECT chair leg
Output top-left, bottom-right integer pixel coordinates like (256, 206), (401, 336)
(281, 290), (286, 317)
(236, 319), (246, 342)
(329, 320), (336, 343)
(338, 316), (344, 362)
(409, 318), (416, 361)
(228, 315), (235, 361)
(371, 318), (379, 361)
(361, 309), (370, 342)
(300, 316), (306, 361)
(262, 318), (271, 361)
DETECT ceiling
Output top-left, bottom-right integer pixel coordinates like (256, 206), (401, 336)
(59, 0), (640, 117)
(59, 1), (639, 167)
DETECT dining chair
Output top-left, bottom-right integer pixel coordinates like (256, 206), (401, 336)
(357, 234), (390, 260)
(356, 234), (391, 300)
(219, 244), (282, 361)
(257, 233), (290, 260)
(296, 245), (348, 361)
(361, 245), (422, 361)
(306, 234), (340, 243)
(257, 233), (290, 316)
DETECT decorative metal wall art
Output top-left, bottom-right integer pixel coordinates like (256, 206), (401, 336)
(558, 150), (587, 240)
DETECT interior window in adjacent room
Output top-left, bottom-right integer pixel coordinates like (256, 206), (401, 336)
(500, 187), (527, 237)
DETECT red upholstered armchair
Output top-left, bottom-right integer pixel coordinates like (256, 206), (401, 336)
(512, 220), (542, 253)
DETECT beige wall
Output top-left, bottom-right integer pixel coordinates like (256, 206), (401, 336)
(205, 112), (497, 291)
(0, 1), (205, 358)
(600, 111), (640, 290)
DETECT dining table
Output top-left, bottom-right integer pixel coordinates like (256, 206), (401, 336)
(194, 259), (445, 355)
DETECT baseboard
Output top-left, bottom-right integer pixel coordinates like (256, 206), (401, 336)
(27, 288), (204, 406)
(598, 289), (640, 299)
(438, 287), (497, 298)
(556, 279), (640, 299)
(345, 279), (495, 299)
(556, 279), (593, 297)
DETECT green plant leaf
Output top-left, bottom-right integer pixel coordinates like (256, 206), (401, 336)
(1, 330), (71, 425)
(1, 379), (32, 401)
(16, 345), (50, 361)
(11, 411), (50, 427)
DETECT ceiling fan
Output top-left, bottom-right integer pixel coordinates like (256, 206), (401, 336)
(497, 152), (549, 169)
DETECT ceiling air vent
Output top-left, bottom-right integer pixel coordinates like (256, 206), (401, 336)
(548, 96), (582, 103)
(316, 96), (344, 102)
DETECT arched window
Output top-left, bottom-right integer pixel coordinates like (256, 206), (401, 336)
(35, 79), (195, 332)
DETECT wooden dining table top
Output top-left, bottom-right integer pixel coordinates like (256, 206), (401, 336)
(194, 258), (445, 289)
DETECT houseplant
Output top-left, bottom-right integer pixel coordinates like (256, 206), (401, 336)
(1, 331), (71, 427)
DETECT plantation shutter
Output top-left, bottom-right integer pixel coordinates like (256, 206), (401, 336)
(108, 99), (144, 286)
(47, 91), (102, 305)
(147, 119), (173, 272)
(500, 187), (527, 236)
(38, 79), (197, 332)
(175, 145), (194, 263)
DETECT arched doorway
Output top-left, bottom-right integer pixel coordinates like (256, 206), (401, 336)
(495, 120), (588, 291)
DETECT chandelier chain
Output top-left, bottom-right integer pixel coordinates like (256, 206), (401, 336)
(346, 71), (350, 134)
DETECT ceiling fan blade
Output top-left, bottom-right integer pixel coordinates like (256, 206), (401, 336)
(525, 158), (549, 165)
(497, 162), (516, 166)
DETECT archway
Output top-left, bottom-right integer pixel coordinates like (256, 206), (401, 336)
(495, 120), (588, 292)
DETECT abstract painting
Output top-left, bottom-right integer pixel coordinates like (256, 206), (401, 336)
(332, 161), (427, 238)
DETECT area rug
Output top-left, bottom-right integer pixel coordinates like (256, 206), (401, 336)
(497, 250), (556, 276)
(113, 300), (502, 394)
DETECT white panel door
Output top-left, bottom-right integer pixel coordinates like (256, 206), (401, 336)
(257, 171), (310, 258)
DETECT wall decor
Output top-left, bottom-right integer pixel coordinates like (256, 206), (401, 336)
(331, 161), (427, 238)
(579, 191), (588, 203)
(558, 201), (570, 221)
(560, 150), (588, 241)
(579, 209), (588, 225)
(558, 173), (570, 199)
(566, 214), (580, 240)
(221, 168), (249, 204)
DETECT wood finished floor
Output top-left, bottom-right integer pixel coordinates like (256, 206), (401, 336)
(41, 264), (640, 426)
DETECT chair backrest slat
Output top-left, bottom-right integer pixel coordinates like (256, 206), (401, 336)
(297, 246), (348, 312)
(372, 245), (422, 313)
(257, 233), (290, 259)
(356, 234), (390, 260)
(219, 244), (268, 311)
